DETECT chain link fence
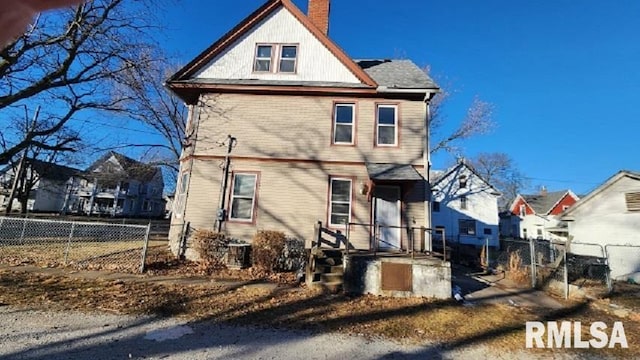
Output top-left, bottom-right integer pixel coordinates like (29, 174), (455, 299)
(0, 216), (150, 273)
(494, 238), (640, 299)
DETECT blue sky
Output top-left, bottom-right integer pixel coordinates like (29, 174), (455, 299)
(156, 0), (639, 195)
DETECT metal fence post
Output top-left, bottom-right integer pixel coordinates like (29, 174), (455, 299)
(64, 222), (76, 265)
(19, 218), (27, 244)
(139, 222), (152, 273)
(529, 238), (537, 288)
(344, 222), (350, 255)
(485, 237), (491, 270)
(563, 248), (569, 299)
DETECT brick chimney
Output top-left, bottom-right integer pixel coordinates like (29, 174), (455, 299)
(308, 0), (330, 35)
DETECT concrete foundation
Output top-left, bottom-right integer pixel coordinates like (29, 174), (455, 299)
(344, 254), (451, 299)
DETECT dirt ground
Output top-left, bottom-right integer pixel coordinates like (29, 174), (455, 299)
(0, 246), (638, 358)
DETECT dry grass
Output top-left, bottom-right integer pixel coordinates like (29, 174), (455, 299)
(0, 246), (637, 357)
(0, 240), (167, 272)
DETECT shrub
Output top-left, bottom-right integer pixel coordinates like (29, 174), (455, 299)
(251, 230), (286, 271)
(192, 229), (231, 271)
(506, 250), (530, 284)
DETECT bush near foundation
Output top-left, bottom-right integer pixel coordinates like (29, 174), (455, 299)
(251, 230), (287, 271)
(192, 229), (231, 271)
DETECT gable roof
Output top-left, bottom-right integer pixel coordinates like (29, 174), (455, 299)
(562, 170), (640, 218)
(27, 159), (80, 182)
(0, 159), (80, 183)
(85, 151), (160, 184)
(518, 190), (572, 215)
(431, 161), (501, 195)
(168, 0), (377, 87)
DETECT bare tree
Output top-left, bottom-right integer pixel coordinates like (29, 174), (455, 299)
(109, 61), (187, 173)
(424, 66), (495, 155)
(468, 152), (529, 208)
(0, 0), (165, 165)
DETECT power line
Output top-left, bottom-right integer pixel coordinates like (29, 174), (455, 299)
(523, 176), (600, 185)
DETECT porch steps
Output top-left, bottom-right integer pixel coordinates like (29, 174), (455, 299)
(306, 249), (344, 293)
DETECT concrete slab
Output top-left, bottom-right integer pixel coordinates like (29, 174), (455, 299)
(452, 266), (565, 310)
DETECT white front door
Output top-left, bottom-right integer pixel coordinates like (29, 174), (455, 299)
(375, 186), (401, 250)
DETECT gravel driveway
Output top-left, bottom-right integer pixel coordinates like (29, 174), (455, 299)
(0, 305), (501, 360)
(0, 305), (594, 360)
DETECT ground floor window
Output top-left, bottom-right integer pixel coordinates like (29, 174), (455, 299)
(459, 219), (476, 236)
(329, 178), (352, 227)
(230, 173), (258, 221)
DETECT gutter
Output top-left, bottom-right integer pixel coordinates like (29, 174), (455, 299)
(376, 86), (440, 98)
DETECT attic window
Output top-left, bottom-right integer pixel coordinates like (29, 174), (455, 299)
(625, 192), (640, 211)
(253, 45), (273, 72)
(253, 44), (298, 74)
(459, 175), (468, 189)
(279, 45), (297, 73)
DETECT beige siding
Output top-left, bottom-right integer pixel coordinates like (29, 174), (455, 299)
(194, 93), (425, 164)
(172, 158), (426, 255)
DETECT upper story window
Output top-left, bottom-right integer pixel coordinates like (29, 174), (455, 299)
(376, 104), (398, 146)
(333, 103), (355, 145)
(460, 195), (467, 210)
(253, 44), (298, 73)
(279, 45), (297, 73)
(519, 204), (526, 217)
(253, 45), (273, 72)
(432, 201), (440, 212)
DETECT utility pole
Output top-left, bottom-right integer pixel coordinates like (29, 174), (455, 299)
(5, 106), (40, 215)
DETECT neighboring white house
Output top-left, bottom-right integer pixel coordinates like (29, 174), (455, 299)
(64, 152), (166, 218)
(561, 170), (640, 281)
(431, 161), (501, 248)
(507, 189), (579, 241)
(0, 159), (79, 213)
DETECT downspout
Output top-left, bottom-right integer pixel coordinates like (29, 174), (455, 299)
(424, 93), (433, 252)
(178, 101), (201, 257)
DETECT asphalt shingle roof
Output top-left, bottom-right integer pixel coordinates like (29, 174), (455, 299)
(356, 59), (439, 89)
(366, 163), (424, 181)
(522, 190), (568, 214)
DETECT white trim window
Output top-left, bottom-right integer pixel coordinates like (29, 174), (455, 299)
(173, 172), (189, 218)
(230, 173), (257, 221)
(333, 103), (355, 144)
(376, 104), (398, 146)
(253, 45), (273, 72)
(519, 204), (526, 217)
(329, 178), (352, 226)
(279, 45), (298, 73)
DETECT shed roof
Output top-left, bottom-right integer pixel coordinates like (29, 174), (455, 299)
(366, 163), (424, 181)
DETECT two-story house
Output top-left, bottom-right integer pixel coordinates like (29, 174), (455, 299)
(0, 159), (79, 213)
(166, 0), (439, 258)
(65, 151), (165, 218)
(507, 188), (579, 241)
(431, 160), (501, 249)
